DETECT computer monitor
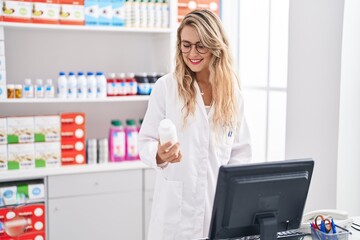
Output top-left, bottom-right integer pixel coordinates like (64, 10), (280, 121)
(208, 159), (314, 240)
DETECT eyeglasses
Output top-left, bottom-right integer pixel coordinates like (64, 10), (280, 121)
(179, 41), (209, 54)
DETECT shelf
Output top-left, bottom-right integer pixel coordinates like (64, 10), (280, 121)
(0, 161), (149, 181)
(0, 95), (150, 103)
(0, 22), (172, 33)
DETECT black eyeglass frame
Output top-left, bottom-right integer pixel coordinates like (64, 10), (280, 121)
(179, 41), (210, 54)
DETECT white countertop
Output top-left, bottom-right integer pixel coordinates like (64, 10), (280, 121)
(0, 161), (149, 181)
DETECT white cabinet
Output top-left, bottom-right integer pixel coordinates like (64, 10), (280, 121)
(48, 170), (143, 240)
(143, 168), (156, 238)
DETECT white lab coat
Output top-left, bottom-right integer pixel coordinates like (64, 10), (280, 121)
(138, 73), (251, 240)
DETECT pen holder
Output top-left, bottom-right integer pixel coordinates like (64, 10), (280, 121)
(311, 228), (350, 240)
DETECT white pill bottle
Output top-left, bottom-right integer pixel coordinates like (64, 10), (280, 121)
(158, 119), (178, 146)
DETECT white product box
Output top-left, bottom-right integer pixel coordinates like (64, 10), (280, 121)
(7, 116), (35, 144)
(0, 186), (17, 205)
(28, 183), (45, 200)
(0, 27), (4, 41)
(0, 70), (6, 85)
(0, 144), (7, 171)
(7, 143), (35, 170)
(35, 142), (61, 168)
(0, 118), (7, 145)
(34, 115), (60, 142)
(0, 41), (5, 56)
(0, 84), (6, 99)
(32, 2), (60, 21)
(0, 56), (5, 70)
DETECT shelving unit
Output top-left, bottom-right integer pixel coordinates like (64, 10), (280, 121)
(0, 1), (177, 239)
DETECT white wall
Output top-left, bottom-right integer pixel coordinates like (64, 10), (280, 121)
(286, 0), (345, 212)
(337, 0), (360, 215)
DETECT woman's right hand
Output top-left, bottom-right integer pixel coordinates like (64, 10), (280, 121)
(156, 141), (182, 164)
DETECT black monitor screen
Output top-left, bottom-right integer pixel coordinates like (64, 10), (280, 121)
(208, 159), (314, 240)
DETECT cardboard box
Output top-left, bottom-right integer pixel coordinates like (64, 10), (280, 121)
(17, 183), (45, 200)
(0, 70), (6, 85)
(0, 84), (6, 99)
(98, 0), (111, 25)
(0, 118), (7, 145)
(32, 0), (60, 24)
(60, 112), (85, 126)
(61, 150), (85, 165)
(35, 142), (61, 168)
(7, 117), (34, 144)
(7, 143), (35, 170)
(0, 144), (7, 171)
(34, 115), (60, 142)
(3, 0), (32, 23)
(84, 0), (99, 25)
(59, 0), (85, 25)
(0, 186), (17, 205)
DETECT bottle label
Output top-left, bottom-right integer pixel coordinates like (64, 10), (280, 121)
(126, 130), (138, 158)
(113, 131), (125, 159)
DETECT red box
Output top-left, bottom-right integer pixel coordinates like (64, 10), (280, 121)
(3, 0), (32, 23)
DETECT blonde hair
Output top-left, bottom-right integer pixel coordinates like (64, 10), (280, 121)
(175, 9), (240, 129)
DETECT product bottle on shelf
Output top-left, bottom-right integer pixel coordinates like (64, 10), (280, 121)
(125, 118), (139, 160)
(125, 0), (133, 27)
(87, 138), (98, 164)
(57, 72), (68, 98)
(109, 120), (126, 162)
(35, 79), (45, 98)
(154, 0), (162, 28)
(148, 72), (158, 93)
(67, 72), (78, 99)
(161, 0), (169, 28)
(23, 78), (34, 98)
(139, 0), (147, 28)
(106, 73), (117, 97)
(126, 73), (137, 95)
(147, 0), (155, 28)
(116, 73), (127, 96)
(45, 79), (55, 98)
(15, 84), (22, 99)
(87, 72), (97, 99)
(136, 72), (150, 95)
(77, 72), (88, 99)
(137, 118), (143, 132)
(96, 71), (107, 98)
(98, 138), (109, 163)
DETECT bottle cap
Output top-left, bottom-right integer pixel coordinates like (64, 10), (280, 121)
(69, 72), (75, 76)
(59, 72), (65, 76)
(24, 78), (32, 84)
(36, 79), (43, 84)
(111, 120), (122, 126)
(46, 79), (53, 84)
(126, 119), (136, 126)
(78, 72), (84, 76)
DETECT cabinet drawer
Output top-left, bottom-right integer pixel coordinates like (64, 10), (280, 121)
(144, 168), (156, 190)
(48, 170), (142, 198)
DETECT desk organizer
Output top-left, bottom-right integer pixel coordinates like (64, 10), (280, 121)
(311, 228), (350, 240)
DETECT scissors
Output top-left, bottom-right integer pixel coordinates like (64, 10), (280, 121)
(313, 215), (337, 233)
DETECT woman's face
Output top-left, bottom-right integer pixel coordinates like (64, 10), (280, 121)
(180, 26), (212, 75)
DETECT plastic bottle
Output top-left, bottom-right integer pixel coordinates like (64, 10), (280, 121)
(147, 0), (155, 28)
(57, 72), (68, 98)
(35, 79), (44, 98)
(98, 138), (109, 163)
(67, 72), (78, 99)
(23, 79), (34, 98)
(106, 73), (117, 96)
(96, 71), (107, 98)
(137, 118), (143, 132)
(161, 0), (169, 28)
(7, 84), (15, 98)
(109, 120), (126, 162)
(44, 79), (55, 98)
(140, 0), (148, 28)
(116, 73), (127, 96)
(125, 119), (139, 160)
(132, 0), (140, 27)
(136, 72), (150, 95)
(87, 139), (98, 164)
(154, 0), (162, 28)
(125, 0), (133, 27)
(126, 73), (137, 95)
(148, 72), (157, 93)
(87, 72), (97, 98)
(158, 118), (178, 146)
(77, 72), (88, 99)
(15, 84), (22, 99)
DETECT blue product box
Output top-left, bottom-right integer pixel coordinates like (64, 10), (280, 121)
(85, 0), (99, 25)
(98, 0), (112, 26)
(111, 0), (125, 26)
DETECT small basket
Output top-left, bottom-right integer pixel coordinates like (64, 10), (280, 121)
(311, 228), (350, 240)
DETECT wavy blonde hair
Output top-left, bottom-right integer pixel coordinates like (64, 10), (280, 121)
(175, 9), (240, 129)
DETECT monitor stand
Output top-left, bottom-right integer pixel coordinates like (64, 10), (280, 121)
(257, 215), (277, 240)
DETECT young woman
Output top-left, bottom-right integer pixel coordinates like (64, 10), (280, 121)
(138, 9), (252, 240)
